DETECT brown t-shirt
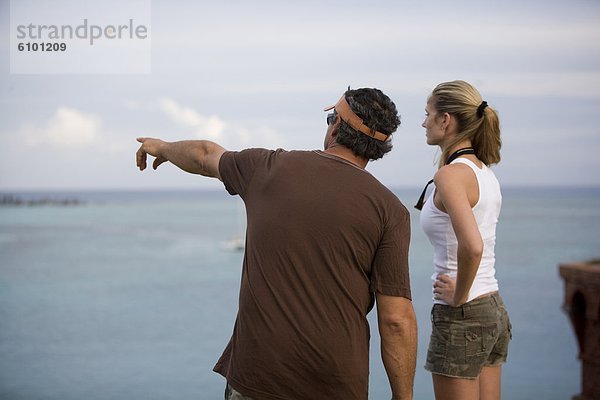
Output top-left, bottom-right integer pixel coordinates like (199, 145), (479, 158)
(214, 149), (411, 399)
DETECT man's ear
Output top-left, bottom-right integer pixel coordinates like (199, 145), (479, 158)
(330, 116), (341, 137)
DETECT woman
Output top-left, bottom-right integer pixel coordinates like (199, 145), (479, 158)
(417, 80), (511, 400)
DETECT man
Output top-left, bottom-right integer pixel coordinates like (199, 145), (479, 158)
(136, 88), (417, 400)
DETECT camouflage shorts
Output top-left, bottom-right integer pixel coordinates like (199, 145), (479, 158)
(425, 292), (512, 379)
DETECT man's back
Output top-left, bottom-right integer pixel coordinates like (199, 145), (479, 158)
(214, 149), (411, 399)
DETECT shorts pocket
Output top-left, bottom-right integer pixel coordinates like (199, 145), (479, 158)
(432, 314), (451, 343)
(465, 324), (497, 358)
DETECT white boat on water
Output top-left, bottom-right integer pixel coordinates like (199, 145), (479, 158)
(222, 235), (245, 252)
(222, 198), (246, 252)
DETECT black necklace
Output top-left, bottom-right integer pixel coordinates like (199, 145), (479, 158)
(414, 147), (475, 210)
(445, 147), (475, 165)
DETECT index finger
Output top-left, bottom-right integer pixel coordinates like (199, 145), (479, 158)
(136, 146), (147, 170)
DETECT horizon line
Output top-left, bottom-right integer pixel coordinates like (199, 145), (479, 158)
(1, 184), (600, 193)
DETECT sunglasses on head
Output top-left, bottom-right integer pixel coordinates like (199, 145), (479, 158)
(326, 111), (337, 125)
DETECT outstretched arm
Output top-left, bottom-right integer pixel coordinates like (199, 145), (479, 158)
(136, 137), (226, 180)
(376, 293), (417, 400)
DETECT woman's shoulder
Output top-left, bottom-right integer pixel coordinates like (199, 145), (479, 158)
(434, 160), (482, 209)
(433, 162), (474, 187)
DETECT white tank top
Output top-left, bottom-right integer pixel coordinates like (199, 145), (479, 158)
(420, 158), (501, 305)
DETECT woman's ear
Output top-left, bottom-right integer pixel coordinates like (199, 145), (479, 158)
(441, 112), (451, 129)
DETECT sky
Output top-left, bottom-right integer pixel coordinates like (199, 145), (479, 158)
(1, 0), (599, 191)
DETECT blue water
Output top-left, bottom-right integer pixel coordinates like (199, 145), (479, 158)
(0, 187), (598, 399)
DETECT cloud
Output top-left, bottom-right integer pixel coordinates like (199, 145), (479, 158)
(157, 98), (287, 149)
(23, 107), (101, 147)
(159, 98), (225, 140)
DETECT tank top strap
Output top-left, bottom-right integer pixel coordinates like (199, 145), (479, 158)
(450, 157), (486, 175)
(451, 158), (484, 207)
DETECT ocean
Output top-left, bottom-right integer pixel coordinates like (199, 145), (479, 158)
(0, 187), (598, 400)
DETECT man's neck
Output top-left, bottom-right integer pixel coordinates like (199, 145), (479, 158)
(323, 145), (368, 169)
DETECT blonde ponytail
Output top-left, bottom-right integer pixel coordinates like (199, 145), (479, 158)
(473, 106), (501, 165)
